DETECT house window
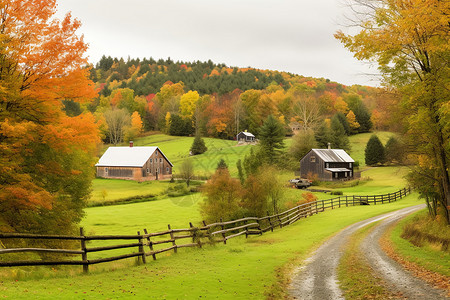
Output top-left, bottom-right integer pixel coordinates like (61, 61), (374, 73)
(349, 162), (352, 168)
(105, 167), (108, 173)
(350, 171), (353, 177)
(326, 163), (329, 168)
(160, 158), (162, 163)
(311, 156), (316, 163)
(345, 172), (348, 177)
(147, 168), (149, 174)
(335, 173), (338, 178)
(155, 151), (158, 156)
(166, 167), (169, 173)
(150, 158), (152, 163)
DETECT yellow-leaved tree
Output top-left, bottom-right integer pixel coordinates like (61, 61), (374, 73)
(335, 0), (450, 223)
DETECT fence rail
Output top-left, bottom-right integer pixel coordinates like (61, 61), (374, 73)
(0, 187), (411, 272)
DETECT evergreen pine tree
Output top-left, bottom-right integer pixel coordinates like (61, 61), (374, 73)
(190, 135), (207, 155)
(353, 102), (372, 133)
(258, 115), (285, 162)
(330, 116), (350, 151)
(334, 112), (351, 135)
(365, 135), (385, 166)
(217, 158), (228, 170)
(385, 136), (404, 164)
(314, 121), (332, 149)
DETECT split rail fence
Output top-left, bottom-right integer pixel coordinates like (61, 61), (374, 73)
(0, 187), (411, 272)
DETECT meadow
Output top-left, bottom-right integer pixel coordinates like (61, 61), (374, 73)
(0, 194), (422, 299)
(132, 133), (253, 177)
(89, 131), (399, 206)
(1, 131), (430, 299)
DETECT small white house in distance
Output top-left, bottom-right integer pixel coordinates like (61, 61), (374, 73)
(95, 142), (173, 181)
(236, 131), (256, 144)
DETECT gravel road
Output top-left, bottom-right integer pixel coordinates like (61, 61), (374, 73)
(288, 204), (447, 300)
(360, 207), (448, 299)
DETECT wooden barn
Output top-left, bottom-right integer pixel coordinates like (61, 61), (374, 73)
(95, 144), (173, 181)
(300, 149), (354, 181)
(236, 131), (256, 143)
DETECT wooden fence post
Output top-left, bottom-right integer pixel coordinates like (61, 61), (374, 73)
(352, 195), (355, 206)
(80, 227), (88, 273)
(143, 228), (156, 260)
(190, 222), (202, 248)
(137, 231), (146, 264)
(346, 195), (348, 207)
(255, 218), (262, 235)
(277, 212), (283, 228)
(220, 218), (226, 244)
(243, 217), (249, 238)
(168, 224), (177, 253)
(267, 211), (274, 232)
(322, 200), (325, 212)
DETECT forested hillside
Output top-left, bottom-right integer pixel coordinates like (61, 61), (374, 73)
(66, 56), (399, 143)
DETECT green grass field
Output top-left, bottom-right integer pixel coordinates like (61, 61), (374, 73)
(0, 195), (423, 299)
(90, 132), (404, 205)
(348, 131), (395, 167)
(89, 178), (169, 205)
(83, 194), (203, 235)
(132, 134), (254, 177)
(0, 131), (431, 299)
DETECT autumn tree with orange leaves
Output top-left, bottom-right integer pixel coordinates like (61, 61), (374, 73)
(0, 0), (100, 235)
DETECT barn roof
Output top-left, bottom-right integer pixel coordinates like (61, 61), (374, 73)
(310, 149), (355, 163)
(95, 146), (173, 167)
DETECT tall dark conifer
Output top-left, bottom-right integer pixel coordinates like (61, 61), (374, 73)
(365, 135), (385, 166)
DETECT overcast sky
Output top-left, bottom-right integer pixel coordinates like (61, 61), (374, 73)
(55, 0), (380, 86)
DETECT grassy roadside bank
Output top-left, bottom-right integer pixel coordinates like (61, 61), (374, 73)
(380, 212), (450, 293)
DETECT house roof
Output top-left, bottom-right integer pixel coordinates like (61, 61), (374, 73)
(237, 131), (255, 137)
(310, 149), (355, 163)
(95, 146), (173, 167)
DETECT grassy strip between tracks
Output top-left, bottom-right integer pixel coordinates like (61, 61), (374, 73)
(338, 222), (400, 300)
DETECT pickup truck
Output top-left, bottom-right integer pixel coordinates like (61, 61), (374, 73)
(289, 178), (312, 189)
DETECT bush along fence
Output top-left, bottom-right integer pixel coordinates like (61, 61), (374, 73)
(0, 187), (411, 272)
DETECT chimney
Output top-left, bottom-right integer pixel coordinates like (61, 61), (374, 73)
(327, 142), (331, 149)
(129, 141), (134, 148)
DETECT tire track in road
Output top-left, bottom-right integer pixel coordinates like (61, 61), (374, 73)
(288, 204), (430, 300)
(361, 208), (448, 300)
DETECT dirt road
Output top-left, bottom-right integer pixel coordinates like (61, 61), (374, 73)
(288, 204), (447, 299)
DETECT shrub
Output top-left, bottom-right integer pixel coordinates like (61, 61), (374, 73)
(385, 136), (404, 164)
(330, 191), (343, 195)
(190, 135), (207, 155)
(365, 134), (385, 166)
